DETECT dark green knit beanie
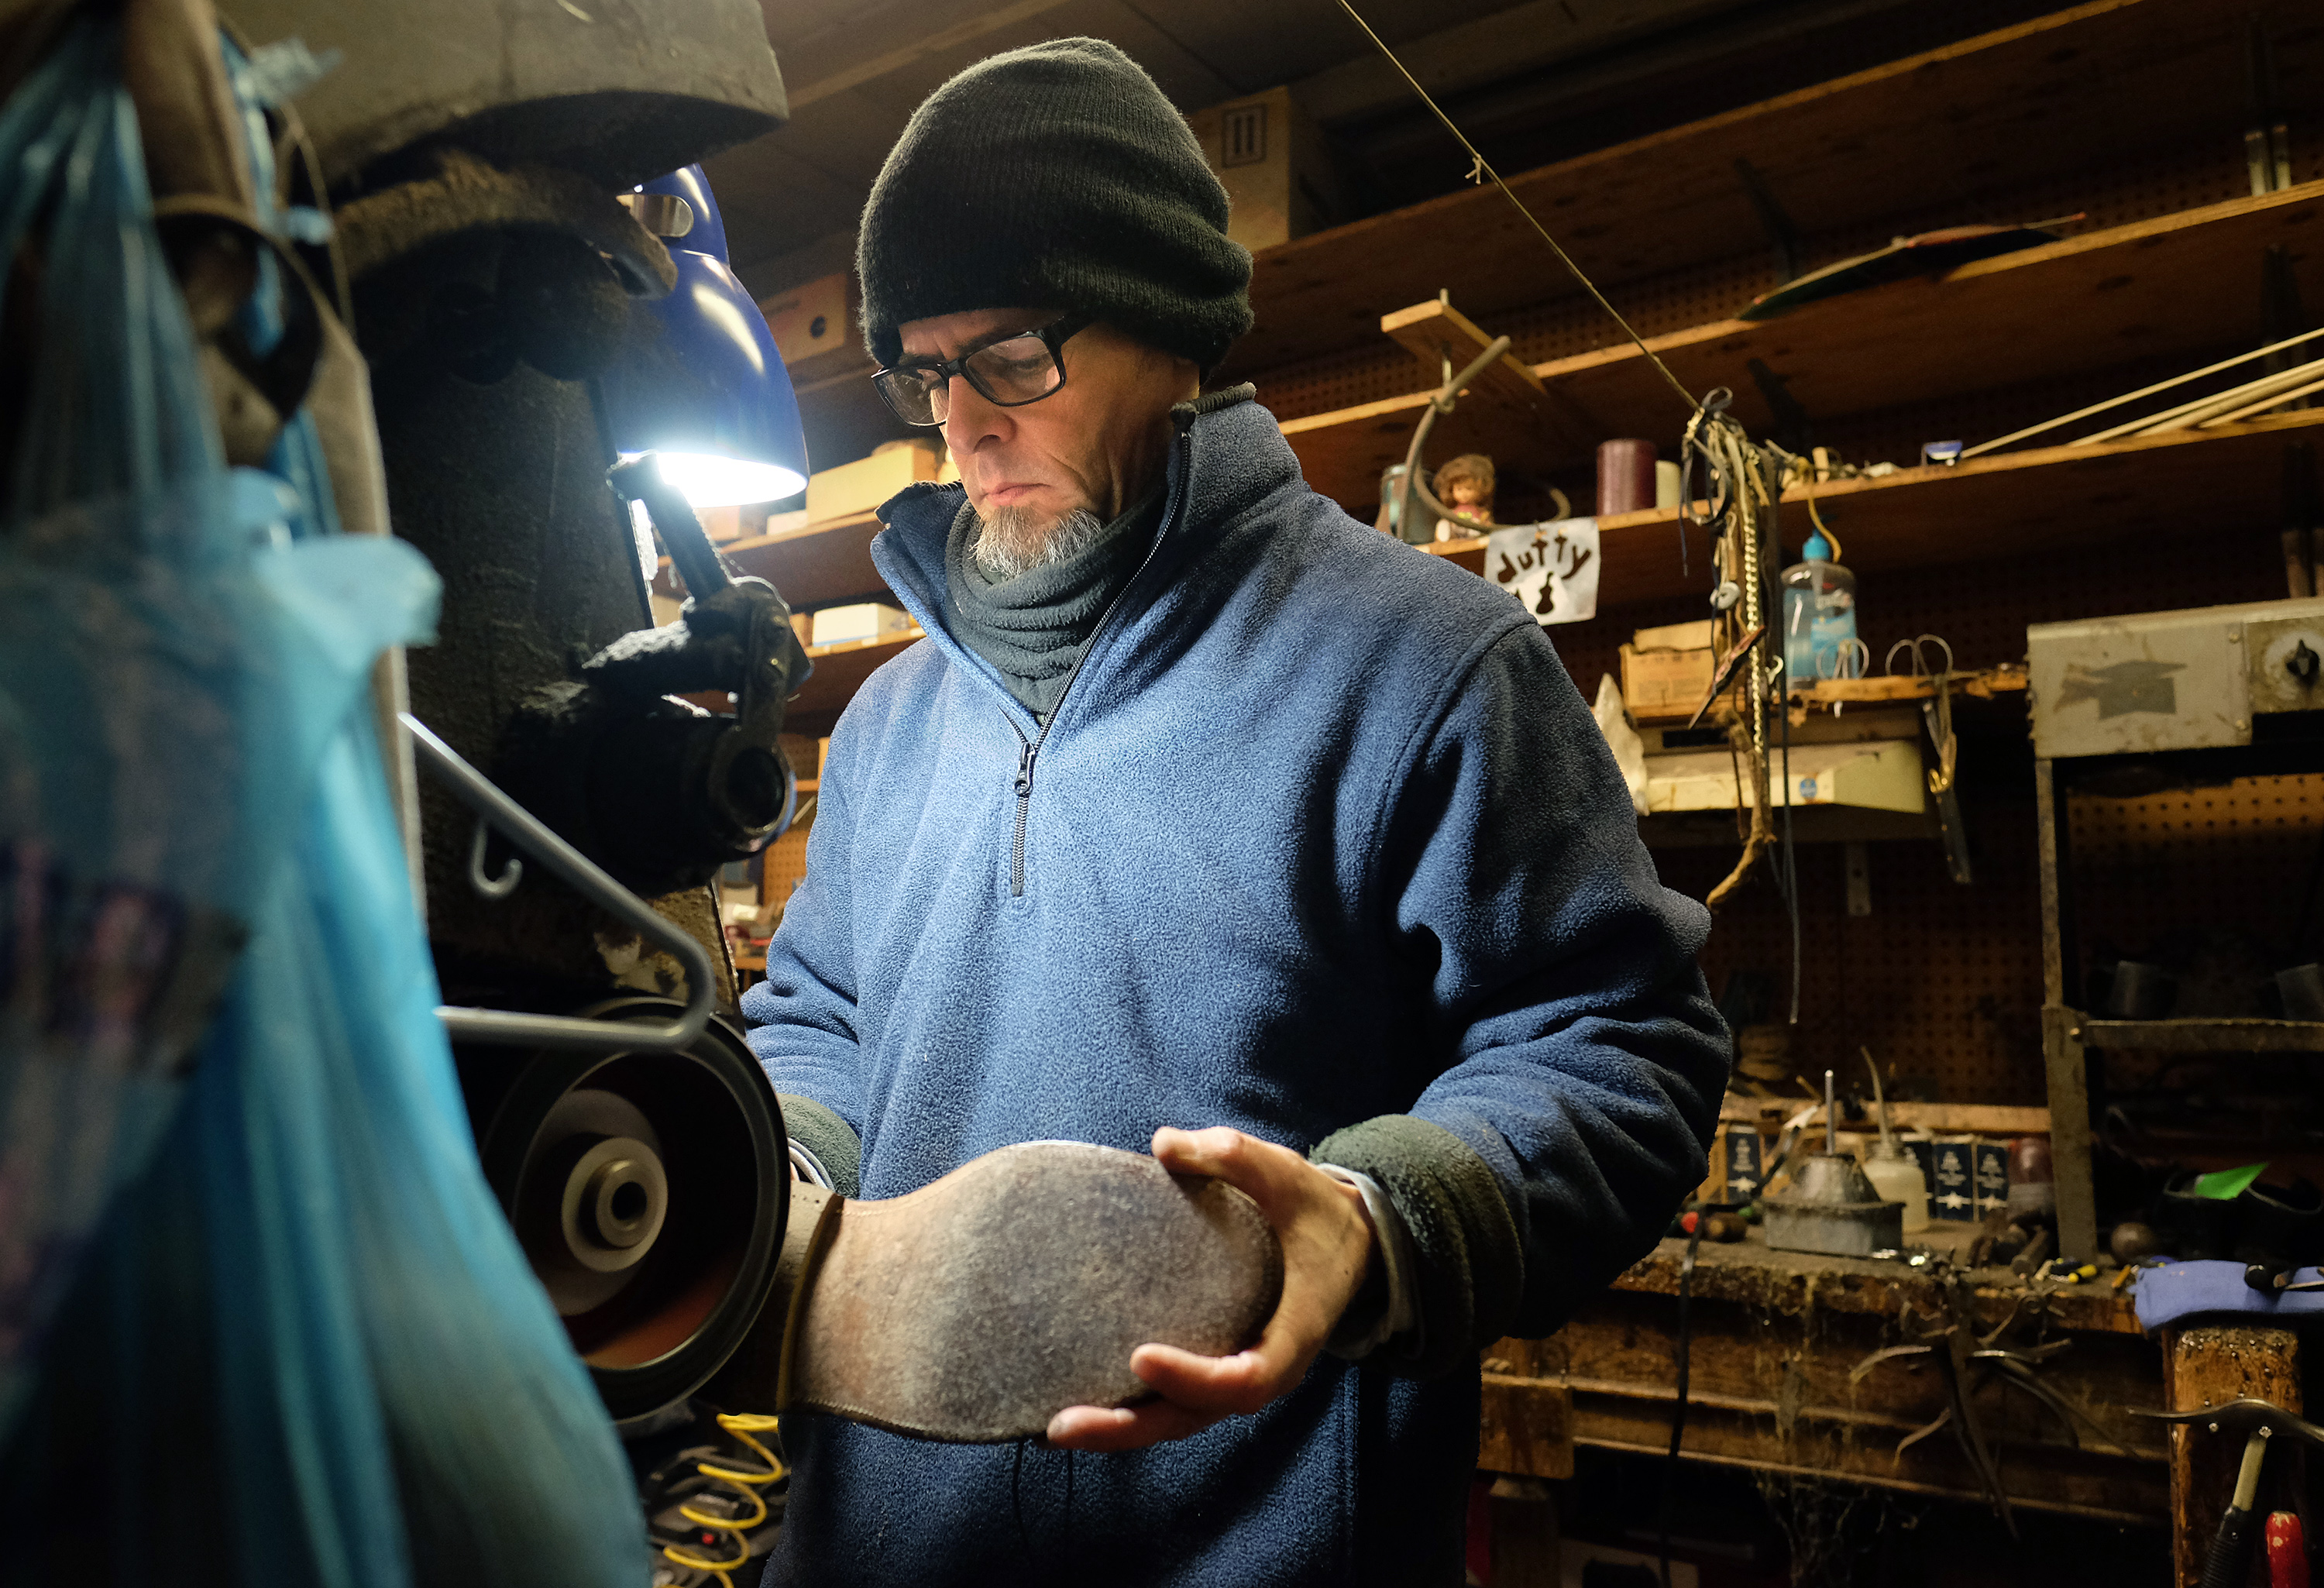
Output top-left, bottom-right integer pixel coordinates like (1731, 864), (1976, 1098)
(856, 38), (1253, 373)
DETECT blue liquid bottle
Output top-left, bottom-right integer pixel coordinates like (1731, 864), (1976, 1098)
(1781, 530), (1858, 687)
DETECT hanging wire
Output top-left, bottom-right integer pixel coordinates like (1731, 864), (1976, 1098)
(1332, 0), (1700, 416)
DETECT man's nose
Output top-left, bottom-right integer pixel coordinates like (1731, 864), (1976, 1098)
(943, 373), (1010, 455)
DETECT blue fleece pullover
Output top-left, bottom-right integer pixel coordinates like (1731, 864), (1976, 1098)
(742, 394), (1728, 1586)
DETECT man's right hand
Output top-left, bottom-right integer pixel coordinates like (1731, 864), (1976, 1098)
(1044, 1126), (1376, 1452)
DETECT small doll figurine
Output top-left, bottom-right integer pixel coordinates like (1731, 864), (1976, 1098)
(1432, 453), (1495, 541)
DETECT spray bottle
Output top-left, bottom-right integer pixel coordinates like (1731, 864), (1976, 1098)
(1858, 1047), (1930, 1232)
(1780, 526), (1858, 686)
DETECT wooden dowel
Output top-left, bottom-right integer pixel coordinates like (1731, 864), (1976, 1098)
(2198, 374), (2324, 428)
(1961, 326), (2324, 458)
(2077, 355), (2324, 443)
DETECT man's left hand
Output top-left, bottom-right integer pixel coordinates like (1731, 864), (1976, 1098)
(1044, 1126), (1374, 1452)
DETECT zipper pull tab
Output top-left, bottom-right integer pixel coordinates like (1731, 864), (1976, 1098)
(1013, 738), (1037, 799)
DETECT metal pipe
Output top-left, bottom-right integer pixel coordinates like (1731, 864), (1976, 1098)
(402, 713), (717, 1054)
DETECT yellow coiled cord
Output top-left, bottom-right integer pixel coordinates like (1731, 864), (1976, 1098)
(661, 1413), (786, 1588)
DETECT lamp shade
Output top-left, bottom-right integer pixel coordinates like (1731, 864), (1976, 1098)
(597, 164), (809, 507)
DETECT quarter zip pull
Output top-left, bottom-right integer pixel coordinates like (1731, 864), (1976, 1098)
(1000, 428), (1194, 902)
(1009, 724), (1037, 898)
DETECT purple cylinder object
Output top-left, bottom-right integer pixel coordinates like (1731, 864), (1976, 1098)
(1597, 438), (1656, 515)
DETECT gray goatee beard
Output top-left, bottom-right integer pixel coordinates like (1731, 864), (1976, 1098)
(970, 504), (1107, 582)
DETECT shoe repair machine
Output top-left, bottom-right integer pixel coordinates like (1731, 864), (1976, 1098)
(211, 0), (1277, 1480)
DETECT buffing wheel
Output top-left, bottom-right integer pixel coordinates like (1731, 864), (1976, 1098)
(462, 997), (788, 1426)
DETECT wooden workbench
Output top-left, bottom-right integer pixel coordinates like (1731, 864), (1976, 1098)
(1480, 1232), (2168, 1526)
(1483, 1235), (2318, 1583)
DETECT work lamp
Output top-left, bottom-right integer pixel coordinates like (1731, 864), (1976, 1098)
(597, 164), (809, 508)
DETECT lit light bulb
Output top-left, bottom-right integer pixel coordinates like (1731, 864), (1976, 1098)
(627, 452), (806, 509)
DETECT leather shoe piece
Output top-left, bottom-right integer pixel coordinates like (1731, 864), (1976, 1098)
(751, 1141), (1283, 1443)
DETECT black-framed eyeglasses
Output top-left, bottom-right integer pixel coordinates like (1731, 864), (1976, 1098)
(871, 312), (1095, 427)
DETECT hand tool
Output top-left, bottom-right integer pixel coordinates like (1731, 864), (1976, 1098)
(2267, 1511), (2307, 1588)
(2137, 1399), (2324, 1588)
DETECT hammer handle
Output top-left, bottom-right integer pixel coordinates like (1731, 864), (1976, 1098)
(2205, 1507), (2257, 1588)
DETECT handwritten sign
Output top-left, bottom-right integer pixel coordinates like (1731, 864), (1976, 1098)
(1486, 519), (1600, 626)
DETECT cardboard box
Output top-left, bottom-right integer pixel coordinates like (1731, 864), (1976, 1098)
(804, 439), (944, 524)
(1619, 643), (1717, 724)
(811, 602), (914, 647)
(1632, 618), (1714, 652)
(1185, 86), (1346, 253)
(758, 270), (853, 373)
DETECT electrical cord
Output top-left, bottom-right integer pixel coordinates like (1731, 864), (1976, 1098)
(1331, 0), (1700, 418)
(1657, 1215), (1712, 1588)
(659, 1413), (786, 1588)
(1766, 449), (1800, 1024)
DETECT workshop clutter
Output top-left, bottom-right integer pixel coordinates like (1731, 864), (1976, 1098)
(1714, 1115), (2033, 1226)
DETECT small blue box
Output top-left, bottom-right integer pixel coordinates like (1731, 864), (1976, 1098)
(1972, 1141), (2010, 1217)
(1723, 1127), (1765, 1203)
(1930, 1139), (1977, 1221)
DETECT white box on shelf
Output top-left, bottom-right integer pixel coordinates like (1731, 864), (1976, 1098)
(812, 603), (914, 647)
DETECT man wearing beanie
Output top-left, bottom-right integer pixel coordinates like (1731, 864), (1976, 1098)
(741, 37), (1728, 1586)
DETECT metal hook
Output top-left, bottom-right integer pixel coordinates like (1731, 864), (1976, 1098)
(466, 815), (523, 899)
(401, 713), (716, 1055)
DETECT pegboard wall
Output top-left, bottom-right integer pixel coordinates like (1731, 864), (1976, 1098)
(2065, 775), (2324, 1000)
(1551, 521), (2302, 1108)
(1657, 798), (2049, 1105)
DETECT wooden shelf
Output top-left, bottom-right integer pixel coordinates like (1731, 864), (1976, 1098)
(786, 625), (923, 731)
(1222, 0), (2314, 380)
(1421, 407), (2324, 614)
(2079, 1017), (2324, 1053)
(1716, 1097), (2051, 1135)
(1281, 180), (2324, 507)
(714, 510), (887, 610)
(761, 414), (2324, 728)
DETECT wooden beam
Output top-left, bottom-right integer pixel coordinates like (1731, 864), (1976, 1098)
(1479, 1374), (1575, 1480)
(2163, 1327), (2302, 1588)
(1789, 667), (2027, 705)
(2081, 1017), (2324, 1053)
(1715, 1095), (2049, 1135)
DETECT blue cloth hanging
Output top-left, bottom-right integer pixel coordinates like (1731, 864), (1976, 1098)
(0, 19), (647, 1584)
